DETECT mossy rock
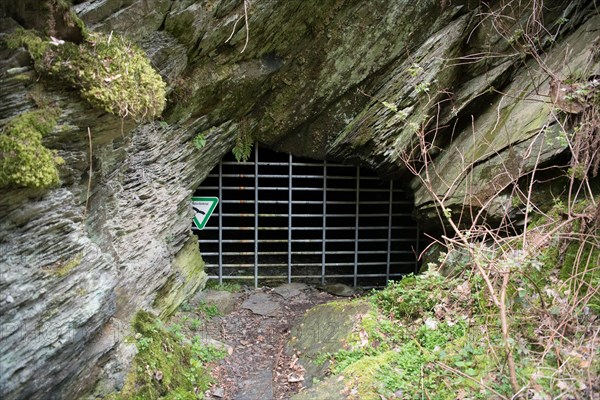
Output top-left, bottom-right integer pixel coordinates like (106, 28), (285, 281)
(0, 108), (62, 189)
(153, 237), (208, 318)
(288, 299), (373, 387)
(290, 374), (347, 400)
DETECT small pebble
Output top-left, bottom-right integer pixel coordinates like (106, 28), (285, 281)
(212, 387), (225, 398)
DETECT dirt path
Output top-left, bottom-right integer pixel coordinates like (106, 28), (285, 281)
(191, 283), (337, 400)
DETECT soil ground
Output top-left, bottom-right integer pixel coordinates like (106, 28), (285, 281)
(172, 283), (338, 400)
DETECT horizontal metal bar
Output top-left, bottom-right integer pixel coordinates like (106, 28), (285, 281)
(209, 212), (414, 217)
(205, 249), (396, 256)
(322, 226), (417, 231)
(202, 250), (417, 256)
(206, 273), (410, 280)
(219, 161), (350, 168)
(205, 259), (416, 266)
(290, 162), (350, 167)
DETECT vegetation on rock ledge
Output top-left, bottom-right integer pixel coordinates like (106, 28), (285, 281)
(0, 108), (63, 189)
(319, 262), (598, 399)
(114, 310), (224, 400)
(7, 29), (166, 121)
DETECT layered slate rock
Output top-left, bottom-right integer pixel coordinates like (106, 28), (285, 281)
(1, 0), (599, 398)
(74, 0), (598, 223)
(411, 13), (600, 221)
(0, 11), (234, 398)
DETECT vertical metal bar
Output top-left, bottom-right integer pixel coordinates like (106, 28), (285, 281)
(415, 220), (420, 274)
(354, 166), (360, 288)
(218, 162), (223, 285)
(321, 161), (327, 285)
(254, 146), (259, 288)
(288, 152), (292, 284)
(386, 180), (393, 285)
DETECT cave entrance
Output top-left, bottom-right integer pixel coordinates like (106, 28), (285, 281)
(193, 147), (420, 288)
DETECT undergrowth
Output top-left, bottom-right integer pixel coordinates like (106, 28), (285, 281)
(114, 310), (225, 400)
(323, 265), (598, 399)
(205, 280), (243, 293)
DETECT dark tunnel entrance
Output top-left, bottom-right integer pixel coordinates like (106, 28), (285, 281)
(193, 147), (421, 288)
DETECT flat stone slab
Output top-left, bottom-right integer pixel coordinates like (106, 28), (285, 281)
(241, 292), (279, 316)
(288, 299), (373, 387)
(291, 374), (347, 400)
(273, 283), (308, 299)
(235, 368), (274, 400)
(194, 289), (239, 315)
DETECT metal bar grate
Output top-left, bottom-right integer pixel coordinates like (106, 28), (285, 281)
(193, 147), (419, 288)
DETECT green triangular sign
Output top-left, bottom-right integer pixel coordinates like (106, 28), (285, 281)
(191, 197), (219, 230)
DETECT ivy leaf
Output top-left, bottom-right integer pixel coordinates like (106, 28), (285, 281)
(193, 134), (206, 150)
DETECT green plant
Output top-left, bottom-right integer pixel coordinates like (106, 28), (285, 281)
(329, 349), (370, 374)
(167, 323), (184, 341)
(191, 336), (227, 364)
(197, 302), (221, 319)
(192, 133), (206, 149)
(373, 272), (448, 319)
(188, 318), (202, 331)
(0, 108), (63, 189)
(232, 125), (253, 162)
(206, 280), (243, 292)
(136, 336), (153, 352)
(415, 80), (432, 94)
(407, 63), (423, 77)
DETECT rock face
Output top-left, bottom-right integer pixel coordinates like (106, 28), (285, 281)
(0, 0), (598, 398)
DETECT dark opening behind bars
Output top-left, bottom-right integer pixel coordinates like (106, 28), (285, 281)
(193, 147), (420, 288)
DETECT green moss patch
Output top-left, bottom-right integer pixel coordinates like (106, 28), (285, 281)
(7, 29), (166, 121)
(5, 29), (50, 64)
(0, 108), (62, 189)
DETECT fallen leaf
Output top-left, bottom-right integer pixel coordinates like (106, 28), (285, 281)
(288, 373), (304, 383)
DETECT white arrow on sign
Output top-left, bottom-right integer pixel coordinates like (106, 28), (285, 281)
(191, 197), (219, 230)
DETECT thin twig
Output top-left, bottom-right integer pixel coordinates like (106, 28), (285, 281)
(434, 361), (509, 400)
(84, 127), (93, 216)
(240, 0), (250, 53)
(225, 17), (242, 43)
(500, 269), (520, 394)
